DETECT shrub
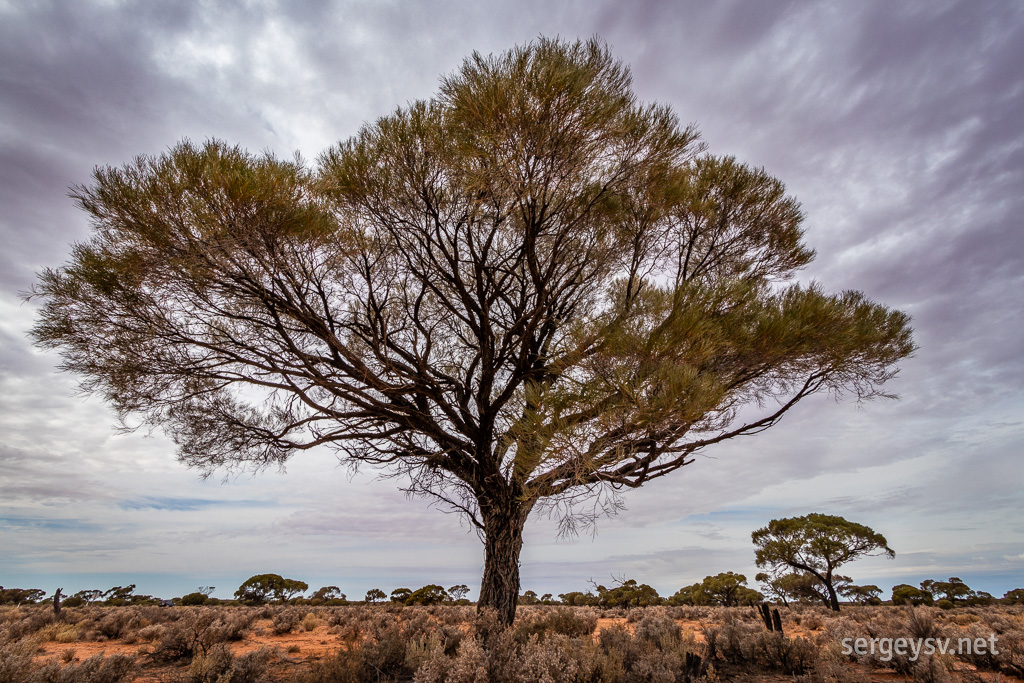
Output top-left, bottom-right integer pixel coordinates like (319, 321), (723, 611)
(512, 607), (597, 642)
(37, 622), (81, 643)
(151, 608), (251, 662)
(21, 653), (136, 683)
(189, 643), (274, 683)
(633, 614), (682, 650)
(300, 612), (319, 632)
(936, 599), (953, 610)
(748, 632), (816, 674)
(181, 592), (209, 606)
(272, 608), (302, 635)
(0, 638), (35, 683)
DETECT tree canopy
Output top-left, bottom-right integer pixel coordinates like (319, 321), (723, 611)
(753, 513), (894, 611)
(31, 37), (914, 626)
(670, 572), (762, 607)
(234, 574), (308, 604)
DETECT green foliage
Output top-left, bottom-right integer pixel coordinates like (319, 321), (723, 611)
(447, 584), (470, 602)
(310, 586), (346, 605)
(937, 599), (954, 610)
(0, 587), (46, 605)
(753, 513), (893, 611)
(234, 574), (307, 604)
(594, 579), (663, 608)
(73, 589), (103, 604)
(966, 591), (994, 606)
(102, 585), (136, 605)
(519, 590), (540, 605)
(180, 592), (209, 606)
(920, 577), (975, 604)
(892, 583), (934, 606)
(840, 583), (883, 604)
(1003, 588), (1024, 605)
(390, 588), (412, 604)
(557, 591), (599, 606)
(669, 572), (762, 606)
(405, 585), (449, 605)
(364, 588), (386, 604)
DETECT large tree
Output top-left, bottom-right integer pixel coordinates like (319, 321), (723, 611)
(753, 513), (894, 611)
(30, 38), (913, 626)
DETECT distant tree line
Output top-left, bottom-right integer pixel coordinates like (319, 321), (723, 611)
(3, 578), (1021, 609)
(7, 515), (1020, 611)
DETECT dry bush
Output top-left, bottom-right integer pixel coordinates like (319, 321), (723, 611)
(150, 608), (252, 663)
(91, 610), (136, 641)
(188, 642), (274, 683)
(909, 654), (955, 683)
(414, 636), (489, 683)
(303, 643), (364, 683)
(5, 609), (54, 641)
(802, 613), (826, 631)
(748, 632), (816, 674)
(633, 614), (684, 651)
(188, 643), (234, 682)
(271, 607), (302, 635)
(3, 650), (135, 683)
(300, 612), (319, 632)
(0, 637), (36, 682)
(512, 607), (598, 642)
(133, 624), (165, 643)
(805, 641), (871, 683)
(37, 623), (81, 643)
(306, 609), (457, 682)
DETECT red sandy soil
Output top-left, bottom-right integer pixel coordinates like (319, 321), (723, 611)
(32, 615), (1018, 682)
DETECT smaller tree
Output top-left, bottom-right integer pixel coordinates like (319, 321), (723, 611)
(670, 573), (761, 606)
(558, 591), (599, 606)
(310, 586), (346, 604)
(702, 572), (760, 607)
(405, 585), (449, 605)
(755, 572), (791, 606)
(448, 585), (470, 602)
(892, 584), (933, 606)
(519, 590), (540, 605)
(591, 578), (662, 608)
(841, 583), (883, 605)
(103, 585), (136, 605)
(965, 591), (993, 606)
(390, 588), (412, 604)
(365, 588), (387, 604)
(1002, 588), (1024, 605)
(234, 574), (307, 604)
(73, 589), (103, 605)
(0, 587), (47, 605)
(180, 592), (209, 605)
(921, 578), (974, 605)
(753, 513), (893, 611)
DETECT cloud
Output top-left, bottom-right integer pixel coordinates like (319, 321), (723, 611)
(118, 497), (272, 512)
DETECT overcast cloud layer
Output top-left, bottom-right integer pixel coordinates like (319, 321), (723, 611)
(2, 0), (1022, 602)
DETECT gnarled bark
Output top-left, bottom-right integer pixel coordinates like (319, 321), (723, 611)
(477, 504), (529, 627)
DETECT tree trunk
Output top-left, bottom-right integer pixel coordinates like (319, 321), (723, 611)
(477, 506), (527, 628)
(824, 579), (841, 612)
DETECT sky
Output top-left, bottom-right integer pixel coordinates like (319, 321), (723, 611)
(1, 0), (1022, 603)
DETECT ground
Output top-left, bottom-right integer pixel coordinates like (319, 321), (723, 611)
(3, 603), (1021, 681)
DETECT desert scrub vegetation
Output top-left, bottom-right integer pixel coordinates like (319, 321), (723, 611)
(1, 604), (1021, 681)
